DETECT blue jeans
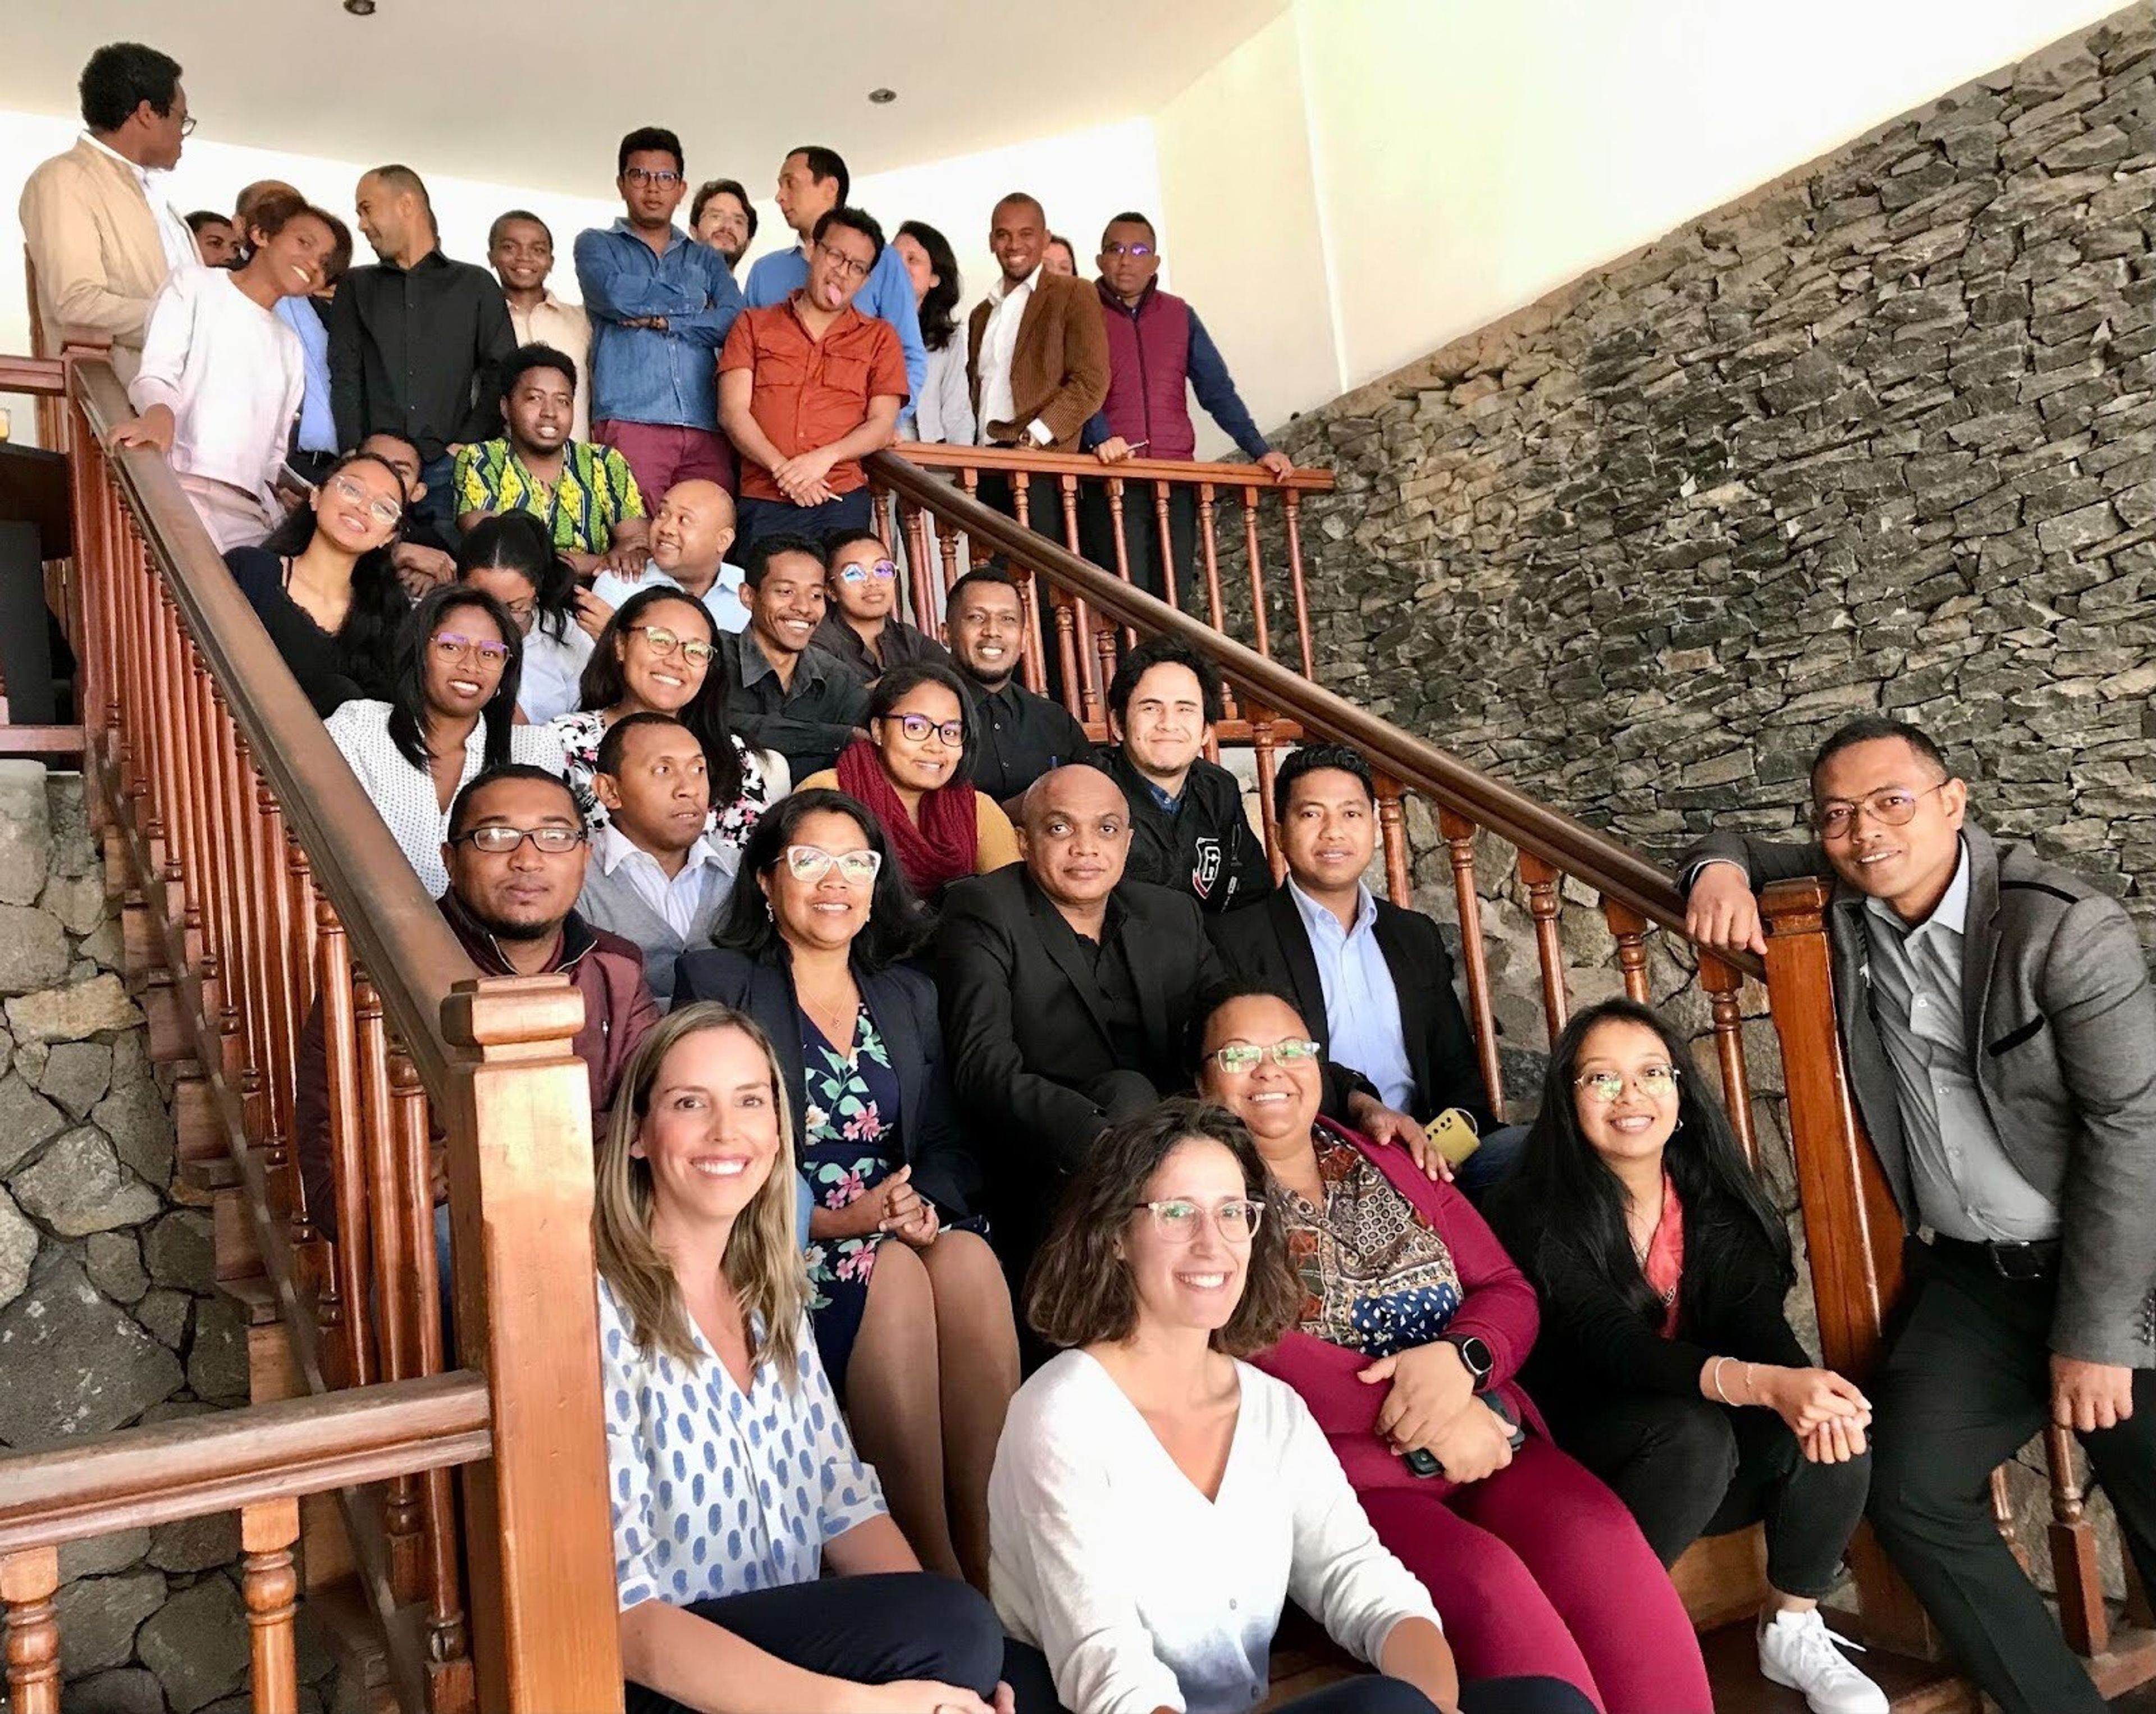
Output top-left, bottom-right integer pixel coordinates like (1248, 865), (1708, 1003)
(735, 488), (873, 551)
(1453, 1122), (1528, 1201)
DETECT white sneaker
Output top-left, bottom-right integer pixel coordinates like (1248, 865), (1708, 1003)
(1757, 1608), (1890, 1714)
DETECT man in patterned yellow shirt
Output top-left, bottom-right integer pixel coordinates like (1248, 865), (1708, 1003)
(453, 342), (648, 575)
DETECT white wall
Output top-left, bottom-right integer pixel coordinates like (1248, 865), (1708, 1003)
(1156, 0), (2134, 444)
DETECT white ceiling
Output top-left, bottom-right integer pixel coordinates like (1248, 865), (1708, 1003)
(0, 0), (1287, 194)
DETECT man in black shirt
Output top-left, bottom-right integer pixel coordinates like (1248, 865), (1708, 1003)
(1100, 633), (1271, 914)
(945, 567), (1089, 806)
(330, 164), (514, 540)
(715, 531), (867, 779)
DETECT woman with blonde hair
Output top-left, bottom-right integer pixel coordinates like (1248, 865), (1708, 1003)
(593, 1002), (1045, 1714)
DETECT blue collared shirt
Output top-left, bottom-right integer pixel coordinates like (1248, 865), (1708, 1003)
(277, 296), (336, 454)
(744, 243), (927, 421)
(1289, 877), (1416, 1113)
(572, 220), (743, 430)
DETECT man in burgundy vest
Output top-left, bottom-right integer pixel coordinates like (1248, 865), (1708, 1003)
(1080, 212), (1293, 608)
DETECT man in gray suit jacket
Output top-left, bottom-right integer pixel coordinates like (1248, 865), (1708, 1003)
(574, 713), (737, 1006)
(1683, 714), (2156, 1714)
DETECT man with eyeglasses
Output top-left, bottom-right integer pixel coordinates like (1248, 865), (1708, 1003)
(690, 179), (759, 272)
(1079, 211), (1292, 608)
(716, 532), (869, 779)
(1682, 713), (2156, 1714)
(720, 207), (908, 549)
(21, 42), (197, 383)
(295, 763), (658, 1246)
(743, 146), (926, 420)
(937, 762), (1415, 1284)
(814, 530), (950, 684)
(573, 127), (744, 513)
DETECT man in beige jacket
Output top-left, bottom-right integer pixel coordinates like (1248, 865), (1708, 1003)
(20, 42), (195, 382)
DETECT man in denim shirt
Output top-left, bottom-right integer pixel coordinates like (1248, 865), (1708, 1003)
(573, 126), (743, 508)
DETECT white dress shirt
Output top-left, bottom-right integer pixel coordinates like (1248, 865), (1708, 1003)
(516, 619), (596, 724)
(588, 560), (748, 634)
(990, 1350), (1439, 1714)
(975, 266), (1051, 447)
(509, 291), (592, 442)
(1289, 879), (1417, 1114)
(591, 822), (733, 939)
(81, 131), (195, 273)
(129, 266), (305, 504)
(323, 700), (569, 898)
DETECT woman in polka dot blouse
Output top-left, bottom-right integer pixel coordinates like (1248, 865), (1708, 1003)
(593, 1001), (1053, 1713)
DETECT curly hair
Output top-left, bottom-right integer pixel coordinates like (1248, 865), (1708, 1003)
(1025, 1098), (1299, 1357)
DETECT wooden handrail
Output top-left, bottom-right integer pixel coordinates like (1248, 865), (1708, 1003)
(895, 438), (1335, 491)
(0, 1373), (490, 1555)
(0, 355), (65, 397)
(866, 449), (1751, 973)
(68, 357), (482, 1088)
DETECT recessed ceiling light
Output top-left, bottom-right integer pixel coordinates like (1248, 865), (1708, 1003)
(344, 0), (376, 14)
(868, 88), (897, 104)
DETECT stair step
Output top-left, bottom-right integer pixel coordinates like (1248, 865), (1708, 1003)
(214, 1270), (281, 1327)
(309, 1574), (412, 1714)
(179, 1151), (243, 1193)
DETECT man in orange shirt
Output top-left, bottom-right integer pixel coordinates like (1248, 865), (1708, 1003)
(718, 206), (908, 549)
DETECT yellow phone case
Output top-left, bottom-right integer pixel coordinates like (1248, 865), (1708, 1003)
(1423, 1107), (1481, 1167)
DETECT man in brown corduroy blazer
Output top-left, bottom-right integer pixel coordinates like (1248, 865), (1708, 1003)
(965, 192), (1110, 455)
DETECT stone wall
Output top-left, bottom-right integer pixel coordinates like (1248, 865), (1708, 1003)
(0, 762), (329, 1714)
(1264, 3), (2156, 943)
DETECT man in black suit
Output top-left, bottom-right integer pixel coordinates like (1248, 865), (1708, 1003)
(1208, 744), (1523, 1196)
(937, 762), (1415, 1276)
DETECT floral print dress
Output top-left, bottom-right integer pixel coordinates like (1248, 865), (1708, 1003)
(798, 1003), (906, 1395)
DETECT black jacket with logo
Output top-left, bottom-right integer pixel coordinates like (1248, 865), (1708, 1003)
(1099, 746), (1272, 915)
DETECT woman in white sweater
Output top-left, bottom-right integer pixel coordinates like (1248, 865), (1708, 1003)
(989, 1099), (1596, 1714)
(114, 190), (352, 550)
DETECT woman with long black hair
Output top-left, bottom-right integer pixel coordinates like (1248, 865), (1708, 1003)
(325, 585), (567, 897)
(456, 511), (593, 723)
(223, 449), (410, 714)
(892, 220), (972, 445)
(1484, 999), (1887, 1714)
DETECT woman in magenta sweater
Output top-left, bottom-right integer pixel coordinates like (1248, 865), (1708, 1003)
(1194, 982), (1710, 1714)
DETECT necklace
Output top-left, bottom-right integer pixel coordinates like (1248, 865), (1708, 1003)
(1630, 1190), (1678, 1306)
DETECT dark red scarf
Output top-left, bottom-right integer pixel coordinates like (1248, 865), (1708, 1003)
(835, 738), (979, 895)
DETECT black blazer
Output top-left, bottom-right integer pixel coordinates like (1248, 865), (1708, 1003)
(1484, 1183), (1808, 1433)
(673, 945), (982, 1219)
(1209, 888), (1497, 1132)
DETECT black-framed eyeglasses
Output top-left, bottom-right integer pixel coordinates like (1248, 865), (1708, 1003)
(451, 825), (587, 855)
(176, 113), (198, 138)
(816, 241), (873, 282)
(623, 167), (683, 189)
(888, 712), (965, 747)
(1813, 781), (1947, 839)
(1132, 1197), (1264, 1242)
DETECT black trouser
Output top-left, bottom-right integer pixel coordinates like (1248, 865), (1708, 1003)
(1556, 1393), (1871, 1597)
(1280, 1678), (1593, 1714)
(1078, 479), (1199, 611)
(1868, 1240), (2156, 1714)
(624, 1571), (1058, 1713)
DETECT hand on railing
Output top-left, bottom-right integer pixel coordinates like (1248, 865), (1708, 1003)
(1683, 862), (1767, 957)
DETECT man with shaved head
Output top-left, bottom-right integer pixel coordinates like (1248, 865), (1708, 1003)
(937, 763), (1393, 1280)
(330, 163), (514, 540)
(588, 477), (748, 634)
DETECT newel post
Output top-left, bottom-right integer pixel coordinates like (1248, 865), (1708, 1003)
(1758, 878), (1938, 1660)
(440, 973), (623, 1713)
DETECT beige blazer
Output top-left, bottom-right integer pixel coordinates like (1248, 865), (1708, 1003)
(20, 138), (173, 380)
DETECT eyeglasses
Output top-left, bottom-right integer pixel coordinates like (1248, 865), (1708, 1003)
(1574, 1065), (1680, 1104)
(177, 113), (198, 138)
(623, 167), (683, 188)
(838, 559), (898, 584)
(625, 625), (715, 667)
(1134, 1197), (1264, 1243)
(1207, 1039), (1320, 1074)
(431, 632), (511, 666)
(816, 241), (874, 282)
(1102, 241), (1154, 258)
(497, 596), (536, 630)
(888, 712), (965, 747)
(451, 825), (587, 855)
(1814, 781), (1947, 839)
(328, 473), (404, 529)
(782, 844), (882, 884)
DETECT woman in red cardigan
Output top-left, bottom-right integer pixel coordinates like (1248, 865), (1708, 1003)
(1194, 982), (1710, 1714)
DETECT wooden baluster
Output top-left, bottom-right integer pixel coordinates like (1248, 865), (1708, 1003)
(1602, 900), (1652, 1004)
(1758, 879), (1940, 1658)
(1282, 490), (1317, 681)
(1011, 476), (1033, 533)
(1198, 482), (1228, 635)
(1018, 570), (1049, 697)
(1699, 953), (1758, 1167)
(190, 661), (233, 1022)
(1239, 486), (1273, 662)
(1152, 482), (1181, 613)
(1515, 851), (1568, 1045)
(956, 467), (981, 579)
(317, 902), (367, 1383)
(241, 1497), (301, 1714)
(355, 973), (422, 1599)
(900, 501), (938, 636)
(1437, 808), (1505, 1121)
(1094, 619), (1119, 710)
(1051, 591), (1084, 720)
(2045, 1428), (2108, 1654)
(229, 727), (272, 1097)
(1, 1546), (60, 1714)
(256, 785), (298, 1153)
(1058, 471), (1084, 555)
(284, 839), (319, 1261)
(1059, 475), (1104, 721)
(1105, 476), (1135, 591)
(1249, 705), (1283, 881)
(1374, 776), (1413, 908)
(147, 578), (186, 911)
(1991, 1466), (2026, 1569)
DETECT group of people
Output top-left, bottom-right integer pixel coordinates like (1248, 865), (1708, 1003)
(19, 38), (2156, 1714)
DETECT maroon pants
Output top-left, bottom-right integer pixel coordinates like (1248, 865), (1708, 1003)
(592, 419), (736, 503)
(1360, 1436), (1711, 1714)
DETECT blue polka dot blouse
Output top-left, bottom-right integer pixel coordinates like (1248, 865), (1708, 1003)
(598, 1276), (887, 1611)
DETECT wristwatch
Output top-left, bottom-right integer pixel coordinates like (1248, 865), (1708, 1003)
(1443, 1334), (1494, 1391)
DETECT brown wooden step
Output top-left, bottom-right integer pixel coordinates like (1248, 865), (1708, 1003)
(213, 1269), (280, 1327)
(178, 1150), (242, 1194)
(307, 1574), (409, 1714)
